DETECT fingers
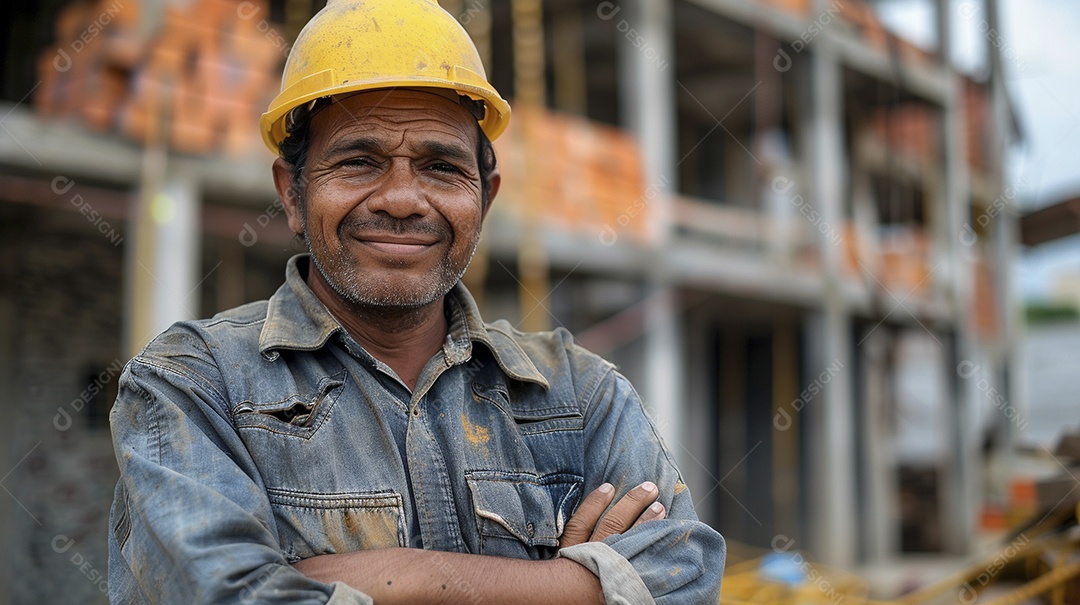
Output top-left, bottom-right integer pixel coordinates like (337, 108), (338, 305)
(589, 481), (661, 542)
(632, 500), (667, 529)
(559, 481), (668, 549)
(559, 482), (616, 548)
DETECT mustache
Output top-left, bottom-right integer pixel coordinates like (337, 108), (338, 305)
(337, 215), (451, 240)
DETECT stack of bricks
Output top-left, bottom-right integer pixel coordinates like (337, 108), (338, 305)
(35, 0), (140, 131)
(494, 107), (651, 245)
(878, 227), (932, 296)
(964, 78), (991, 175)
(758, 0), (809, 16)
(36, 0), (284, 156)
(869, 103), (938, 162)
(971, 255), (1000, 339)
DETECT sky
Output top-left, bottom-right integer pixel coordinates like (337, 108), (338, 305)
(874, 0), (1080, 301)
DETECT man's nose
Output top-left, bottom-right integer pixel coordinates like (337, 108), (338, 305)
(365, 159), (431, 219)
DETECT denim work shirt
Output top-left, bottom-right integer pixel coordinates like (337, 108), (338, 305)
(108, 255), (725, 604)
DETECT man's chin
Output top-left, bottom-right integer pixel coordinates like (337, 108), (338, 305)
(334, 278), (450, 310)
(309, 249), (463, 310)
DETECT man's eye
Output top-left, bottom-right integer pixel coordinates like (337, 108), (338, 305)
(341, 157), (376, 168)
(428, 162), (461, 174)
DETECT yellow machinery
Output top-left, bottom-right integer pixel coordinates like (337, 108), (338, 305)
(720, 502), (1080, 605)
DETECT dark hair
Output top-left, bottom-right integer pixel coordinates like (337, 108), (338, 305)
(279, 100), (497, 211)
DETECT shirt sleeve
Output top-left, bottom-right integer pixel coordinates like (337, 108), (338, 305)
(108, 328), (373, 605)
(560, 366), (726, 605)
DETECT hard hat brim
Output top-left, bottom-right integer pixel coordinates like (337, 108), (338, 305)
(260, 69), (511, 156)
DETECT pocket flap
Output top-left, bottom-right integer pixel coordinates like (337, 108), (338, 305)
(232, 371), (346, 436)
(466, 471), (582, 547)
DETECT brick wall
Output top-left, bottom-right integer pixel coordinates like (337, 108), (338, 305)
(1, 204), (124, 604)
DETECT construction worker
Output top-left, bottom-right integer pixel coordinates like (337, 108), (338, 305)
(107, 1), (725, 603)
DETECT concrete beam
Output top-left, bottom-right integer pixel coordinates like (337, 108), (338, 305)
(0, 105), (277, 204)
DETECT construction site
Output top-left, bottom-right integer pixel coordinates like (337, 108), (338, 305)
(0, 0), (1077, 603)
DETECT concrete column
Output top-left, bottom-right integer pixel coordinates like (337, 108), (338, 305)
(985, 0), (1023, 490)
(859, 328), (898, 562)
(643, 287), (684, 460)
(617, 0), (684, 460)
(803, 24), (857, 567)
(617, 0), (677, 239)
(937, 0), (978, 555)
(124, 168), (201, 357)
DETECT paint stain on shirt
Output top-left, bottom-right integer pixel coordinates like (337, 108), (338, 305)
(461, 413), (491, 445)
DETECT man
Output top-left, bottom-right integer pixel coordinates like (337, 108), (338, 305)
(107, 1), (725, 603)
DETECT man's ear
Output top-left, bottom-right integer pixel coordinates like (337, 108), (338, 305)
(482, 167), (500, 221)
(272, 157), (305, 235)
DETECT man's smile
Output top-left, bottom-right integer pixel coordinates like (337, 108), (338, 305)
(351, 232), (440, 256)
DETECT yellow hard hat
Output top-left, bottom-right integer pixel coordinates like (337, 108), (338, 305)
(259, 0), (511, 155)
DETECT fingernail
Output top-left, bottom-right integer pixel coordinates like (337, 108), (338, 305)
(649, 502), (664, 514)
(639, 481), (656, 493)
(598, 483), (614, 494)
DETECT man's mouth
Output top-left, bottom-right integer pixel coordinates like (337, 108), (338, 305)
(352, 233), (438, 256)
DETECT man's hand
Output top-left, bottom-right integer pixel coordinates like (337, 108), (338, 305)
(291, 481), (667, 604)
(559, 481), (667, 548)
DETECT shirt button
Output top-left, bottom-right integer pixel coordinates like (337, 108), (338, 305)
(412, 407), (420, 417)
(526, 522), (535, 538)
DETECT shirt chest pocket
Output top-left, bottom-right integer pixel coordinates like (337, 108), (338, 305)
(473, 383), (584, 436)
(465, 471), (583, 560)
(266, 488), (406, 562)
(232, 371), (347, 439)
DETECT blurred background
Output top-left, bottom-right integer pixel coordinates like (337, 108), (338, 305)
(1, 0), (1078, 603)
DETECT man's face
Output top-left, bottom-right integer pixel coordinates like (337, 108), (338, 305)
(283, 89), (487, 310)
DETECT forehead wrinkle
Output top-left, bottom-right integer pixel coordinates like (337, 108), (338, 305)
(419, 140), (474, 165)
(321, 136), (389, 160)
(314, 110), (476, 161)
(319, 125), (474, 162)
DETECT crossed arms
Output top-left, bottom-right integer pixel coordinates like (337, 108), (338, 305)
(293, 481), (668, 604)
(109, 345), (725, 604)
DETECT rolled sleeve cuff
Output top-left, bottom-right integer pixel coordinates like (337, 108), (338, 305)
(559, 542), (656, 605)
(326, 581), (374, 605)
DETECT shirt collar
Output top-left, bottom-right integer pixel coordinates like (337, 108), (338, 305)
(259, 255), (550, 389)
(258, 255), (344, 359)
(443, 281), (550, 389)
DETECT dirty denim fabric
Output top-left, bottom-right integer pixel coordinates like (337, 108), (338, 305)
(108, 254), (725, 604)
